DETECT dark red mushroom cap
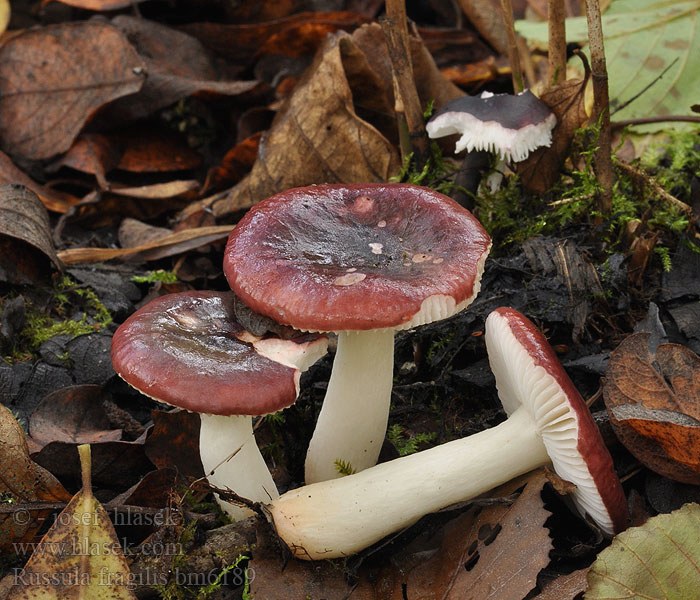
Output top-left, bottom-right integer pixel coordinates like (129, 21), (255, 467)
(485, 307), (629, 535)
(224, 184), (491, 332)
(111, 291), (327, 416)
(426, 90), (556, 162)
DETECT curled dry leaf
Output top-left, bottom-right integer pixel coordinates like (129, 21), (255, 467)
(180, 30), (400, 220)
(0, 185), (62, 283)
(56, 225), (233, 265)
(0, 21), (146, 160)
(517, 56), (591, 193)
(8, 445), (137, 600)
(603, 332), (700, 484)
(0, 404), (71, 553)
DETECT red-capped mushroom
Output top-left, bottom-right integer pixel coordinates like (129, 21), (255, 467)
(224, 183), (492, 483)
(264, 307), (629, 560)
(110, 291), (327, 519)
(426, 90), (556, 163)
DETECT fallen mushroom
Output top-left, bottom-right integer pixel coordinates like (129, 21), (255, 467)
(264, 306), (628, 560)
(224, 183), (491, 483)
(426, 90), (556, 163)
(110, 291), (327, 519)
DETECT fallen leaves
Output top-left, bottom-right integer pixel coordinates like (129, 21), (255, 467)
(0, 21), (146, 161)
(603, 333), (700, 484)
(8, 444), (137, 600)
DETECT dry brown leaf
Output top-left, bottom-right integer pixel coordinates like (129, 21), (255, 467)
(532, 568), (589, 599)
(106, 16), (259, 122)
(0, 21), (146, 160)
(28, 385), (122, 449)
(56, 225), (233, 265)
(603, 333), (700, 484)
(397, 470), (552, 600)
(51, 133), (122, 190)
(8, 445), (137, 600)
(0, 185), (62, 283)
(203, 133), (263, 193)
(109, 181), (200, 200)
(518, 60), (591, 193)
(144, 410), (203, 479)
(117, 218), (172, 249)
(180, 31), (400, 220)
(0, 151), (79, 213)
(0, 404), (71, 553)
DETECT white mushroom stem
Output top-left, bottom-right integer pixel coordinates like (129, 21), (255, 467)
(199, 413), (279, 520)
(269, 406), (550, 559)
(304, 329), (395, 483)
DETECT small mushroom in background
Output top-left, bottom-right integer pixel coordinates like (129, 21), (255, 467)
(224, 183), (492, 483)
(426, 90), (557, 163)
(110, 290), (327, 520)
(426, 91), (557, 195)
(263, 306), (629, 560)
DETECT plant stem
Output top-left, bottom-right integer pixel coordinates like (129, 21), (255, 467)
(381, 0), (429, 168)
(548, 0), (567, 87)
(585, 0), (614, 213)
(500, 0), (524, 92)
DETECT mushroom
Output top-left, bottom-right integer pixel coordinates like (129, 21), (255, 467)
(264, 306), (629, 560)
(224, 183), (492, 483)
(110, 290), (327, 519)
(426, 90), (557, 163)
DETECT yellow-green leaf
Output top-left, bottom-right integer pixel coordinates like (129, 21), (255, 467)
(516, 0), (700, 131)
(586, 503), (700, 599)
(8, 445), (137, 600)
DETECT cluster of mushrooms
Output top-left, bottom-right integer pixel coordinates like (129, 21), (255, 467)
(111, 95), (628, 560)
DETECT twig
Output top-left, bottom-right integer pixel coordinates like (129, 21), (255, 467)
(612, 57), (679, 116)
(615, 160), (695, 218)
(500, 0), (524, 91)
(380, 0), (429, 168)
(611, 115), (700, 130)
(547, 0), (567, 87)
(585, 0), (614, 213)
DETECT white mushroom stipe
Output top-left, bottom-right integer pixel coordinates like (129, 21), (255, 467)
(200, 413), (279, 520)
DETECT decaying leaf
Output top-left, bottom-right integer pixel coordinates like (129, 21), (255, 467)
(603, 333), (700, 484)
(400, 470), (553, 599)
(180, 30), (401, 220)
(0, 185), (62, 284)
(28, 385), (122, 449)
(586, 503), (700, 599)
(0, 21), (146, 160)
(0, 404), (71, 553)
(533, 568), (589, 600)
(8, 444), (137, 600)
(144, 410), (203, 479)
(517, 57), (590, 193)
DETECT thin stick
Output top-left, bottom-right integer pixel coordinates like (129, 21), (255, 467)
(585, 0), (614, 213)
(500, 0), (524, 91)
(611, 115), (700, 129)
(616, 161), (695, 217)
(381, 0), (429, 168)
(548, 0), (567, 87)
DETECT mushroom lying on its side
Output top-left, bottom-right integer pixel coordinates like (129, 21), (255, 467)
(264, 307), (629, 560)
(111, 291), (327, 520)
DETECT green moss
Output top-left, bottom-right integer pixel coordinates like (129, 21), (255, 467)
(131, 270), (179, 284)
(387, 424), (437, 456)
(2, 275), (113, 363)
(334, 459), (356, 476)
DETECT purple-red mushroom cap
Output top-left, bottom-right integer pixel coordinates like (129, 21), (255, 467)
(223, 183), (492, 333)
(426, 90), (556, 163)
(110, 290), (328, 416)
(485, 307), (629, 535)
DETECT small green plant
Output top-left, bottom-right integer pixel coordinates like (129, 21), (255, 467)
(334, 459), (356, 476)
(131, 269), (179, 284)
(387, 424), (437, 456)
(196, 555), (250, 600)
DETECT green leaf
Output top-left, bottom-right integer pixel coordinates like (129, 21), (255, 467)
(585, 503), (700, 599)
(516, 0), (700, 131)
